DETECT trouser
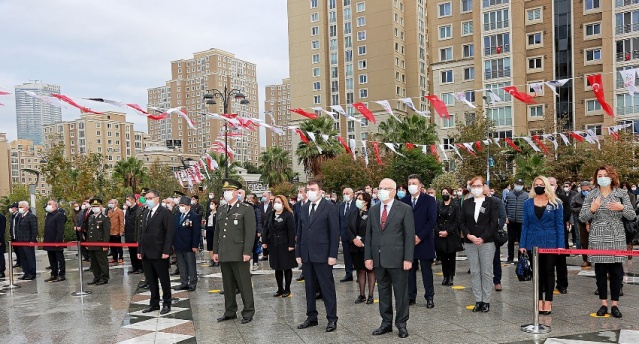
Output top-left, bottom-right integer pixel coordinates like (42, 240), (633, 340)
(595, 262), (624, 301)
(507, 222), (522, 261)
(408, 258), (434, 301)
(530, 253), (557, 301)
(252, 235), (260, 263)
(556, 229), (569, 290)
(577, 222), (589, 262)
(47, 251), (65, 277)
(142, 258), (172, 307)
(302, 261), (337, 322)
(0, 239), (5, 273)
(220, 261), (255, 318)
(76, 231), (89, 260)
(438, 251), (456, 278)
(375, 266), (409, 328)
(275, 269), (293, 292)
(109, 235), (123, 261)
(493, 245), (502, 285)
(19, 246), (36, 276)
(466, 243), (495, 303)
(176, 250), (198, 287)
(89, 249), (109, 281)
(128, 246), (142, 271)
(342, 240), (353, 277)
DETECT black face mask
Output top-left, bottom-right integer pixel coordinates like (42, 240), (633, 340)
(442, 195), (450, 201)
(534, 186), (546, 195)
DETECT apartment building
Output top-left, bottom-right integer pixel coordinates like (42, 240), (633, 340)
(264, 78), (294, 154)
(0, 133), (50, 197)
(15, 82), (62, 145)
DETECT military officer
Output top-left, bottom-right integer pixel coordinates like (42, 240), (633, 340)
(86, 198), (111, 285)
(213, 179), (257, 324)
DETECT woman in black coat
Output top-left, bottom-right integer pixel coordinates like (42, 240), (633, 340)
(434, 187), (462, 286)
(205, 199), (218, 267)
(263, 195), (297, 297)
(346, 192), (375, 304)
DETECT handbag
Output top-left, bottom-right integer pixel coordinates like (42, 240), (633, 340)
(255, 239), (263, 255)
(516, 253), (533, 281)
(619, 197), (639, 244)
(493, 225), (508, 247)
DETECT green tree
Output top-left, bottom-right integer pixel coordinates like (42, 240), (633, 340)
(113, 157), (147, 193)
(514, 154), (550, 185)
(376, 114), (438, 145)
(429, 172), (462, 194)
(386, 149), (442, 187)
(200, 153), (243, 197)
(259, 147), (294, 187)
(319, 153), (386, 192)
(269, 182), (298, 199)
(143, 159), (183, 199)
(296, 117), (344, 177)
(242, 161), (261, 174)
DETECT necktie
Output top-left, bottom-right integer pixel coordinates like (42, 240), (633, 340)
(180, 214), (185, 223)
(381, 205), (388, 230)
(412, 198), (417, 209)
(345, 202), (349, 215)
(147, 210), (152, 223)
(310, 203), (316, 217)
(228, 204), (232, 213)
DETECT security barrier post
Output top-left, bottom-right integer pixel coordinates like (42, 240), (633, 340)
(521, 246), (551, 334)
(71, 241), (92, 296)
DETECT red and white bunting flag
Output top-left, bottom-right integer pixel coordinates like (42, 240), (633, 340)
(529, 82), (544, 96)
(493, 138), (501, 147)
(372, 141), (383, 165)
(361, 140), (369, 166)
(503, 86), (536, 104)
(456, 143), (476, 157)
(619, 69), (639, 96)
(568, 132), (585, 143)
(193, 164), (204, 182)
(374, 100), (400, 121)
(330, 104), (362, 123)
(349, 138), (357, 160)
(558, 133), (570, 145)
(521, 137), (541, 152)
(336, 136), (352, 154)
(398, 98), (430, 118)
(474, 141), (483, 152)
(174, 171), (184, 188)
(265, 111), (276, 125)
(25, 91), (65, 108)
(311, 107), (339, 122)
(0, 91), (11, 95)
(424, 95), (451, 119)
(294, 128), (309, 143)
(384, 142), (405, 157)
(532, 135), (550, 154)
(454, 92), (476, 109)
(51, 93), (103, 114)
(608, 127), (620, 140)
(306, 132), (322, 154)
(586, 129), (601, 149)
(321, 134), (329, 141)
(451, 144), (463, 159)
(199, 159), (211, 179)
(177, 109), (196, 129)
(353, 102), (377, 124)
(204, 154), (218, 170)
(504, 138), (522, 152)
(405, 142), (416, 150)
(485, 89), (502, 103)
(463, 142), (476, 154)
(438, 144), (449, 161)
(543, 134), (558, 150)
(545, 79), (569, 96)
(184, 170), (193, 188)
(290, 108), (320, 120)
(430, 145), (440, 163)
(587, 74), (614, 117)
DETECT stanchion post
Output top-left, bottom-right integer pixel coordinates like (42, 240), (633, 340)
(3, 241), (20, 290)
(521, 246), (551, 334)
(71, 241), (92, 296)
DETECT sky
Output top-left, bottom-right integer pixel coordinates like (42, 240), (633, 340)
(0, 0), (289, 145)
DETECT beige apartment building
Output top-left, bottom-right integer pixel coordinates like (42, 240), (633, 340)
(264, 78), (294, 154)
(287, 0), (430, 179)
(147, 48), (260, 165)
(0, 133), (50, 197)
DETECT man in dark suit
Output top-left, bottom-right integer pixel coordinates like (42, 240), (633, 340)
(293, 186), (307, 282)
(8, 202), (20, 269)
(124, 194), (143, 274)
(365, 178), (415, 338)
(43, 200), (67, 282)
(138, 189), (175, 315)
(338, 187), (356, 282)
(16, 201), (38, 280)
(295, 179), (339, 333)
(258, 191), (272, 261)
(402, 174), (437, 308)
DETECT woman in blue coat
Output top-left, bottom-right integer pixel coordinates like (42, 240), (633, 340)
(519, 176), (564, 315)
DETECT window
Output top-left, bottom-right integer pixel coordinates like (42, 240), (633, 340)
(358, 60), (367, 69)
(462, 0), (473, 12)
(487, 106), (513, 126)
(329, 11), (337, 22)
(616, 93), (639, 115)
(529, 105), (544, 118)
(329, 0), (336, 9)
(585, 0), (600, 11)
(463, 44), (474, 58)
(311, 40), (320, 49)
(587, 124), (602, 135)
(358, 45), (367, 55)
(329, 25), (337, 37)
(313, 82), (321, 90)
(312, 67), (320, 77)
(311, 13), (319, 22)
(439, 2), (452, 17)
(528, 32), (542, 46)
(357, 16), (366, 27)
(442, 93), (455, 105)
(345, 50), (353, 62)
(439, 25), (452, 39)
(343, 36), (351, 48)
(442, 114), (455, 128)
(311, 0), (318, 8)
(441, 70), (454, 83)
(346, 78), (354, 89)
(359, 74), (368, 84)
(462, 21), (473, 36)
(465, 90), (476, 102)
(314, 95), (321, 104)
(359, 89), (368, 98)
(585, 23), (601, 37)
(526, 8), (542, 22)
(464, 67), (475, 80)
(486, 82), (512, 102)
(484, 57), (511, 79)
(528, 57), (542, 70)
(586, 99), (602, 112)
(357, 31), (366, 41)
(440, 47), (453, 61)
(356, 1), (365, 12)
(586, 48), (602, 62)
(311, 26), (319, 36)
(344, 22), (352, 34)
(483, 9), (509, 31)
(312, 54), (320, 63)
(443, 137), (455, 150)
(484, 33), (510, 55)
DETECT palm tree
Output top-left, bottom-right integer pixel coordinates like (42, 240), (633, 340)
(296, 117), (344, 176)
(112, 157), (146, 193)
(260, 147), (294, 186)
(514, 154), (549, 185)
(377, 114), (438, 146)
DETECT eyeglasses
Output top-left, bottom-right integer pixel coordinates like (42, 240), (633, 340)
(378, 187), (395, 191)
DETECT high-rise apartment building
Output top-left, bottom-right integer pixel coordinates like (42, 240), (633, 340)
(287, 0), (430, 178)
(0, 133), (50, 197)
(147, 48), (260, 165)
(15, 82), (62, 145)
(264, 78), (293, 153)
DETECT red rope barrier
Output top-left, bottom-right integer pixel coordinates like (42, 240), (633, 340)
(538, 248), (639, 256)
(10, 241), (139, 248)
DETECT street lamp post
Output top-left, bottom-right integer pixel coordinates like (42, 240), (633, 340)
(203, 86), (249, 178)
(21, 168), (40, 215)
(483, 96), (492, 186)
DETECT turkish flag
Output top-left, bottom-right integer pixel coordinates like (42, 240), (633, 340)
(372, 141), (383, 165)
(568, 132), (585, 142)
(430, 145), (440, 163)
(353, 102), (377, 124)
(290, 108), (319, 120)
(474, 141), (483, 152)
(405, 142), (416, 150)
(532, 135), (550, 154)
(587, 74), (614, 117)
(295, 129), (310, 143)
(424, 95), (451, 119)
(503, 86), (536, 104)
(456, 143), (476, 157)
(504, 137), (522, 152)
(336, 136), (352, 154)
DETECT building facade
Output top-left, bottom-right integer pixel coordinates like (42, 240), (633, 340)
(15, 82), (62, 145)
(264, 78), (293, 153)
(147, 48), (260, 165)
(0, 133), (50, 197)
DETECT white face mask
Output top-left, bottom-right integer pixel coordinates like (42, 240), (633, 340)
(81, 204), (87, 210)
(173, 198), (180, 204)
(161, 203), (167, 208)
(220, 199), (227, 206)
(273, 202), (283, 211)
(343, 194), (351, 202)
(563, 187), (570, 193)
(92, 207), (101, 214)
(224, 191), (235, 202)
(471, 188), (484, 197)
(108, 203), (114, 209)
(297, 193), (304, 201)
(378, 189), (391, 202)
(514, 185), (524, 192)
(355, 199), (365, 209)
(45, 205), (53, 213)
(307, 191), (319, 202)
(179, 206), (187, 214)
(209, 194), (214, 199)
(18, 208), (26, 214)
(74, 207), (80, 211)
(191, 200), (196, 205)
(126, 201), (133, 207)
(210, 204), (215, 210)
(408, 184), (420, 195)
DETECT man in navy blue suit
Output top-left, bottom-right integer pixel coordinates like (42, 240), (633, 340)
(402, 174), (438, 308)
(296, 180), (340, 333)
(338, 187), (357, 282)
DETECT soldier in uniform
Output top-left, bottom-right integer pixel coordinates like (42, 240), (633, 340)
(213, 179), (257, 324)
(86, 198), (111, 285)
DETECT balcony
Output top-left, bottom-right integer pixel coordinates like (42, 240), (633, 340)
(484, 44), (511, 56)
(616, 23), (639, 35)
(616, 105), (639, 116)
(617, 0), (639, 8)
(616, 50), (639, 61)
(483, 20), (509, 31)
(484, 67), (511, 80)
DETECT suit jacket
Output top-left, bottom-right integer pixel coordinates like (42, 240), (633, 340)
(459, 196), (498, 243)
(338, 200), (357, 239)
(295, 198), (340, 263)
(346, 209), (369, 253)
(44, 209), (66, 251)
(0, 213), (6, 251)
(258, 202), (273, 230)
(138, 205), (175, 259)
(213, 201), (256, 262)
(10, 213), (18, 240)
(364, 201), (415, 268)
(15, 211), (38, 242)
(293, 200), (307, 227)
(108, 207), (125, 236)
(173, 210), (202, 252)
(401, 193), (437, 260)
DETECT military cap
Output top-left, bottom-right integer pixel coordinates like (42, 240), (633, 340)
(221, 178), (242, 191)
(173, 190), (186, 198)
(9, 202), (18, 209)
(89, 198), (103, 207)
(140, 188), (150, 196)
(178, 196), (191, 205)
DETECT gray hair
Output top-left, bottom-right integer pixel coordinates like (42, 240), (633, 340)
(19, 201), (29, 208)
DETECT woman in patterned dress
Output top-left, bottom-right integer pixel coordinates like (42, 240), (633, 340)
(579, 165), (636, 318)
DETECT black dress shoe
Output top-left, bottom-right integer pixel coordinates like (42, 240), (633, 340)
(160, 306), (171, 315)
(315, 292), (323, 300)
(142, 306), (160, 313)
(45, 266), (51, 270)
(355, 295), (366, 303)
(366, 295), (374, 304)
(326, 321), (337, 332)
(273, 291), (283, 297)
(241, 317), (253, 324)
(171, 270), (180, 275)
(447, 276), (454, 286)
(52, 276), (65, 282)
(173, 285), (188, 290)
(128, 269), (143, 275)
(558, 288), (568, 294)
(188, 286), (196, 292)
(18, 274), (27, 280)
(12, 264), (21, 268)
(426, 299), (435, 309)
(398, 327), (409, 338)
(139, 283), (150, 289)
(0, 273), (5, 278)
(481, 303), (490, 313)
(372, 325), (392, 335)
(23, 275), (35, 280)
(408, 299), (416, 306)
(95, 280), (108, 285)
(611, 305), (622, 318)
(44, 276), (57, 282)
(442, 277), (449, 285)
(296, 274), (304, 281)
(472, 302), (484, 312)
(340, 276), (353, 282)
(87, 280), (99, 285)
(596, 305), (608, 317)
(259, 256), (269, 261)
(282, 291), (291, 298)
(297, 319), (318, 329)
(217, 314), (237, 322)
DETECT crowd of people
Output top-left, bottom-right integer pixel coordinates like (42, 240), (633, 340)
(0, 163), (637, 337)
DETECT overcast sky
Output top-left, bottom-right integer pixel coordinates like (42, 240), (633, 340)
(0, 0), (289, 144)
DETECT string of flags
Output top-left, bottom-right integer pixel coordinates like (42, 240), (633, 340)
(173, 153), (220, 191)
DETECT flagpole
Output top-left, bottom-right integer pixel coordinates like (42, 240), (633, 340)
(483, 96), (491, 186)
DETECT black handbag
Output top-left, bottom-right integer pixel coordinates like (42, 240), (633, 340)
(493, 226), (508, 247)
(516, 254), (533, 281)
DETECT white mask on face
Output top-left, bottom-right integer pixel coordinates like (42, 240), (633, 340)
(343, 194), (351, 202)
(297, 193), (304, 201)
(81, 204), (87, 210)
(126, 201), (133, 207)
(209, 194), (214, 199)
(45, 205), (53, 213)
(408, 185), (419, 195)
(18, 208), (26, 214)
(161, 203), (167, 208)
(223, 191), (235, 202)
(74, 206), (80, 211)
(107, 203), (114, 209)
(191, 200), (196, 205)
(179, 206), (187, 214)
(210, 204), (215, 210)
(563, 187), (570, 193)
(514, 185), (524, 192)
(273, 203), (283, 211)
(173, 198), (180, 204)
(378, 189), (391, 202)
(92, 207), (101, 214)
(307, 191), (319, 202)
(471, 188), (484, 197)
(355, 199), (365, 209)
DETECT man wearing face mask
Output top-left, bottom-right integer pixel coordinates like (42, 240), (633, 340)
(293, 186), (308, 282)
(8, 202), (20, 269)
(570, 181), (592, 267)
(124, 194), (144, 274)
(86, 199), (111, 285)
(504, 179), (529, 263)
(371, 188), (381, 206)
(338, 188), (357, 282)
(191, 195), (203, 216)
(107, 199), (125, 264)
(213, 179), (256, 324)
(43, 200), (67, 282)
(258, 191), (273, 262)
(15, 201), (38, 280)
(173, 196), (201, 292)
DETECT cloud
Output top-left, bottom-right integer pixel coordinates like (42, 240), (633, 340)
(0, 0), (289, 144)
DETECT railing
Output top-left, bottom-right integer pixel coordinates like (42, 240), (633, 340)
(483, 19), (509, 31)
(617, 0), (639, 8)
(616, 50), (639, 61)
(615, 22), (639, 35)
(616, 105), (639, 116)
(484, 67), (511, 80)
(484, 44), (511, 56)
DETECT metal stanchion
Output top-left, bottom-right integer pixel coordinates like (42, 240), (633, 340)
(521, 246), (551, 334)
(3, 241), (20, 290)
(71, 241), (91, 296)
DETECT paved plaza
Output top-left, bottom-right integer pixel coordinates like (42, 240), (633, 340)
(2, 247), (639, 343)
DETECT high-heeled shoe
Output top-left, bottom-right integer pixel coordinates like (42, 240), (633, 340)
(540, 302), (552, 315)
(355, 295), (366, 304)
